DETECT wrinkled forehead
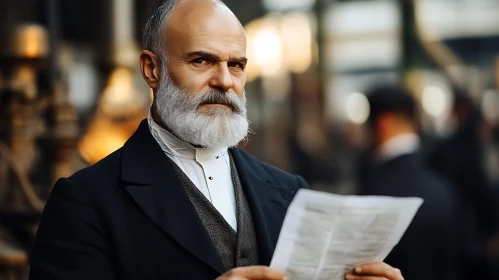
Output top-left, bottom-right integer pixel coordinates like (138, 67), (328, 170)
(164, 0), (246, 57)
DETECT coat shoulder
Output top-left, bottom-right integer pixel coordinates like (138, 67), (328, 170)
(66, 148), (123, 193)
(231, 148), (308, 189)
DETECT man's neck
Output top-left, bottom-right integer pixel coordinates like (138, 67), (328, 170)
(150, 102), (207, 149)
(151, 102), (167, 131)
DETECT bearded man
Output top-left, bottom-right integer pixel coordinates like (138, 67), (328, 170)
(29, 1), (404, 279)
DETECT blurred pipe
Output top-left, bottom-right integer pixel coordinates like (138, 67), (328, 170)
(113, 0), (134, 45)
(412, 0), (466, 84)
(111, 0), (139, 67)
(313, 0), (327, 89)
(46, 0), (60, 96)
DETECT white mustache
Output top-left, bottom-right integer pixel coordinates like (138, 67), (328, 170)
(195, 90), (244, 114)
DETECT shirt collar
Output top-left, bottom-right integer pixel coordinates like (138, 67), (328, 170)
(147, 110), (227, 161)
(375, 133), (420, 163)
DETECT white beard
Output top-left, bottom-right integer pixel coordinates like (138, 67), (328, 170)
(155, 67), (249, 149)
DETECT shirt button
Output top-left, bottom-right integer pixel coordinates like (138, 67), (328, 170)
(209, 176), (213, 180)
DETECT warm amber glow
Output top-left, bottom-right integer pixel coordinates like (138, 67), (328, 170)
(79, 66), (149, 164)
(280, 13), (313, 74)
(252, 27), (283, 76)
(25, 31), (41, 58)
(12, 25), (49, 58)
(10, 66), (37, 99)
(78, 116), (143, 164)
(244, 13), (315, 81)
(100, 67), (148, 118)
(244, 18), (269, 82)
(245, 17), (284, 80)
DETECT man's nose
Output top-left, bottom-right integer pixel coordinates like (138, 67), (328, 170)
(208, 64), (234, 91)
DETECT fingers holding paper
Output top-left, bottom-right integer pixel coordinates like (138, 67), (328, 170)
(344, 262), (404, 280)
(216, 266), (287, 280)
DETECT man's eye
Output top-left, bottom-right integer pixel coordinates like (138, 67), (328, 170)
(228, 62), (244, 69)
(192, 58), (206, 64)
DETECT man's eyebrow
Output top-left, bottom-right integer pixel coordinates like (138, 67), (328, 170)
(186, 51), (220, 61)
(186, 51), (247, 64)
(230, 57), (248, 64)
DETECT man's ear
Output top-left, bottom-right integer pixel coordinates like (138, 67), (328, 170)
(140, 50), (161, 90)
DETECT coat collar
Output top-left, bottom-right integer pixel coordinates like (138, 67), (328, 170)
(121, 120), (276, 273)
(229, 148), (276, 265)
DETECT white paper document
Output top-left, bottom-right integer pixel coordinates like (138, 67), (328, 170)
(270, 189), (423, 280)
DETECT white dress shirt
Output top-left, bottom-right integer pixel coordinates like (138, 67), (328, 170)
(376, 133), (420, 163)
(147, 114), (237, 231)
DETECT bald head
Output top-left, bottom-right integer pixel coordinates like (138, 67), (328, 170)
(142, 0), (245, 60)
(140, 0), (248, 105)
(167, 0), (246, 51)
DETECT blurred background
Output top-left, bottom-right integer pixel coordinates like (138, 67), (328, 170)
(0, 0), (498, 279)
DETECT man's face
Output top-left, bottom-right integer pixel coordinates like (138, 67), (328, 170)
(163, 0), (247, 115)
(152, 0), (249, 148)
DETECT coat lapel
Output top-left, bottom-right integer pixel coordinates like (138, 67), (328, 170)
(229, 148), (277, 266)
(121, 120), (226, 274)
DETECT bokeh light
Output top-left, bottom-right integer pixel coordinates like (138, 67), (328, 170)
(345, 92), (370, 124)
(422, 86), (450, 118)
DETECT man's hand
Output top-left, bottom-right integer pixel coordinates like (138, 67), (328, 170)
(216, 266), (286, 280)
(345, 262), (404, 280)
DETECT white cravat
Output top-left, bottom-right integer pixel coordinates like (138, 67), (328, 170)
(147, 114), (237, 231)
(376, 133), (420, 163)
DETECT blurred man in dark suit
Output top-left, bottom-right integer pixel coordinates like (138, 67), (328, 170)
(427, 91), (499, 279)
(358, 85), (460, 280)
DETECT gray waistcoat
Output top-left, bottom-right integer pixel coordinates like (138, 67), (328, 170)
(169, 154), (259, 271)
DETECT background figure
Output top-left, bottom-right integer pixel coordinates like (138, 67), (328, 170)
(357, 85), (460, 280)
(427, 89), (499, 279)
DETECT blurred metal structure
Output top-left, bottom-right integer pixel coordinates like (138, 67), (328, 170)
(0, 24), (45, 279)
(0, 1), (79, 278)
(410, 0), (466, 85)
